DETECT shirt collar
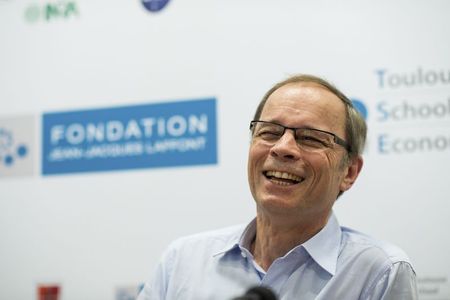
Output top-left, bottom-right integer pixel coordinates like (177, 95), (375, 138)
(213, 214), (342, 276)
(302, 213), (342, 276)
(239, 218), (257, 250)
(213, 219), (257, 257)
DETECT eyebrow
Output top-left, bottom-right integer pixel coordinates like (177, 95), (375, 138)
(262, 119), (331, 133)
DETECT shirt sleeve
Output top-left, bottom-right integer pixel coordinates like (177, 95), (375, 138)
(366, 261), (418, 300)
(137, 245), (177, 300)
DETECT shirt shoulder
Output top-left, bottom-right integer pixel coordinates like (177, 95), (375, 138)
(340, 226), (413, 268)
(167, 224), (246, 256)
(318, 226), (418, 300)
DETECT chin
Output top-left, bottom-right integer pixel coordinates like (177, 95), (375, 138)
(257, 196), (301, 214)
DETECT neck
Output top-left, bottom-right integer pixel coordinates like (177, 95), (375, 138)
(251, 211), (330, 271)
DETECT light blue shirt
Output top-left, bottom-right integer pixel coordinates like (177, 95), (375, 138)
(138, 214), (417, 300)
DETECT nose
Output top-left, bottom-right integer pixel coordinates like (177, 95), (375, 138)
(269, 130), (301, 161)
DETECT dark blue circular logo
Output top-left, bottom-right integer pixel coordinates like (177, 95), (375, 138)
(351, 98), (368, 120)
(141, 0), (170, 12)
(17, 144), (28, 157)
(4, 154), (14, 166)
(0, 128), (29, 167)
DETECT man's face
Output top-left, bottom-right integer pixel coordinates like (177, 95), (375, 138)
(248, 82), (360, 223)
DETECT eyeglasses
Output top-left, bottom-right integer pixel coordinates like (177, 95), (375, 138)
(249, 120), (350, 152)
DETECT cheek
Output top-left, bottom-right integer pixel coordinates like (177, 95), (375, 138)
(248, 143), (265, 165)
(321, 151), (342, 169)
(247, 145), (265, 197)
(311, 152), (344, 181)
(248, 145), (261, 178)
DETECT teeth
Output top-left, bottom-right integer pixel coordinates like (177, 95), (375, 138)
(266, 170), (301, 182)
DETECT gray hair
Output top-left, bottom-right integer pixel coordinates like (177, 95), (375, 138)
(253, 74), (367, 159)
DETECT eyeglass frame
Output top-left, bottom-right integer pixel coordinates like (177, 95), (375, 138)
(249, 120), (351, 152)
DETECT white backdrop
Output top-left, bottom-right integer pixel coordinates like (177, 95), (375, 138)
(1, 0), (449, 299)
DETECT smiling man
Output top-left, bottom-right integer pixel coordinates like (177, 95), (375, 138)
(138, 75), (418, 300)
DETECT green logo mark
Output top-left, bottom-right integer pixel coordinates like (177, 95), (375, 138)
(24, 4), (40, 23)
(24, 1), (79, 23)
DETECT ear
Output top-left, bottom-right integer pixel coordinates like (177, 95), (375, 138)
(340, 156), (363, 193)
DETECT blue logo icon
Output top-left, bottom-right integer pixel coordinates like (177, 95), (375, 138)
(141, 0), (170, 12)
(0, 128), (29, 167)
(42, 98), (217, 175)
(351, 98), (368, 120)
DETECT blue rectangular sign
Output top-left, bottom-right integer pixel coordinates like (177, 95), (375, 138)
(42, 98), (217, 175)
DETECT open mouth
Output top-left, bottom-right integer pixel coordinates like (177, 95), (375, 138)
(264, 170), (303, 186)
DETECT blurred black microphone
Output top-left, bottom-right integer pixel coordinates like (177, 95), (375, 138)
(232, 286), (277, 300)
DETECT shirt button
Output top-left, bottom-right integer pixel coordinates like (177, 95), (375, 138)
(241, 251), (247, 258)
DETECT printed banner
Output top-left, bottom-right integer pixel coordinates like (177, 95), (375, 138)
(42, 98), (217, 175)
